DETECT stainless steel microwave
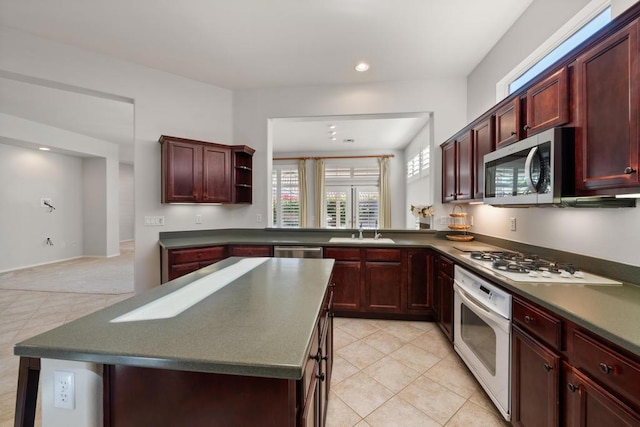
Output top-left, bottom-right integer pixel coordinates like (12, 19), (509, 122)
(484, 128), (574, 206)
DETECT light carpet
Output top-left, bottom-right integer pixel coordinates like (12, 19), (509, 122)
(0, 241), (134, 294)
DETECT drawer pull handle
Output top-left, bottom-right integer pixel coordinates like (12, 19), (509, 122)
(599, 363), (613, 374)
(543, 363), (553, 372)
(523, 125), (531, 131)
(511, 131), (517, 136)
(524, 315), (534, 324)
(316, 372), (325, 381)
(624, 166), (636, 174)
(567, 383), (578, 392)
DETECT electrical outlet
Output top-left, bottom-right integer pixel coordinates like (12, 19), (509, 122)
(144, 216), (165, 226)
(54, 370), (75, 410)
(195, 214), (202, 224)
(510, 217), (517, 232)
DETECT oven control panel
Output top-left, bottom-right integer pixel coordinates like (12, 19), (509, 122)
(454, 265), (512, 319)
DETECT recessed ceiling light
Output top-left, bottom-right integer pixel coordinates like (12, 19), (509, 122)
(38, 147), (50, 151)
(328, 125), (336, 130)
(329, 131), (337, 136)
(330, 137), (336, 141)
(355, 62), (370, 72)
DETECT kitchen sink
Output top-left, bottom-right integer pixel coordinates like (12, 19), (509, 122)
(328, 237), (395, 244)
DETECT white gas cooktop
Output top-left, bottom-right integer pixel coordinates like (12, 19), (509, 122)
(462, 254), (622, 286)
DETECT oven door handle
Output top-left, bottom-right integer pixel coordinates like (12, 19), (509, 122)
(453, 282), (511, 333)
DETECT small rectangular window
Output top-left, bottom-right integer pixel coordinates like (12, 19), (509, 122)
(272, 167), (300, 228)
(509, 7), (611, 94)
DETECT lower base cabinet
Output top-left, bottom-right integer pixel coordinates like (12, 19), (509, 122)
(563, 362), (640, 427)
(435, 255), (454, 341)
(511, 325), (560, 427)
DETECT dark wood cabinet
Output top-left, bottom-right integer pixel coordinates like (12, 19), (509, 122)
(324, 246), (432, 319)
(406, 249), (433, 313)
(435, 255), (454, 342)
(495, 97), (521, 148)
(575, 19), (640, 193)
(363, 249), (403, 313)
(159, 135), (254, 204)
(441, 130), (473, 203)
(471, 116), (495, 199)
(524, 67), (569, 136)
(161, 245), (227, 283)
(512, 325), (561, 427)
(563, 362), (640, 427)
(232, 146), (255, 204)
(324, 247), (361, 313)
(228, 245), (273, 257)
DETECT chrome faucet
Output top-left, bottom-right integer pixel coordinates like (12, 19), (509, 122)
(374, 220), (382, 240)
(358, 223), (364, 240)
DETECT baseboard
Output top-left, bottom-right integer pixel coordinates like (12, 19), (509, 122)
(0, 256), (84, 274)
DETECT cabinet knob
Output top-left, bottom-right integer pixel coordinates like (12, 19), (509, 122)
(524, 315), (534, 324)
(511, 131), (517, 136)
(316, 372), (326, 381)
(523, 125), (531, 131)
(567, 383), (578, 392)
(599, 363), (613, 374)
(543, 363), (553, 372)
(624, 167), (636, 174)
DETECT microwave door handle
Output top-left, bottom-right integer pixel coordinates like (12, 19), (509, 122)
(524, 146), (539, 193)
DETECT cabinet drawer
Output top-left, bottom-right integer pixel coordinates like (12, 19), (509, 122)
(228, 245), (272, 257)
(513, 297), (562, 350)
(569, 328), (640, 408)
(324, 247), (361, 260)
(438, 255), (454, 277)
(365, 248), (401, 261)
(170, 246), (226, 264)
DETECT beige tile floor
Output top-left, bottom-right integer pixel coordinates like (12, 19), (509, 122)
(327, 317), (510, 427)
(1, 289), (509, 426)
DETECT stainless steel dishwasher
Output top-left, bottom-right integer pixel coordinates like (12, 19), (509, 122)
(273, 246), (323, 258)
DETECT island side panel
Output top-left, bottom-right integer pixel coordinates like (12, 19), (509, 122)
(104, 365), (297, 427)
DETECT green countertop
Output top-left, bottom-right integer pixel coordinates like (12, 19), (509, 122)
(159, 229), (640, 357)
(14, 257), (335, 379)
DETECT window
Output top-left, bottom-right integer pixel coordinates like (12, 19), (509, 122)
(272, 166), (300, 228)
(508, 6), (611, 94)
(406, 153), (420, 180)
(420, 146), (430, 174)
(324, 162), (380, 228)
(407, 147), (430, 181)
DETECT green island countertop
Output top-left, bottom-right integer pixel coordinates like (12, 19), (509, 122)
(159, 228), (640, 357)
(14, 257), (335, 379)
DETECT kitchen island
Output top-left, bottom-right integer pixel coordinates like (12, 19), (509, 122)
(14, 257), (335, 427)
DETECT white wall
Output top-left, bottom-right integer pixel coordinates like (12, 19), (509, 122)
(119, 163), (135, 241)
(82, 158), (107, 257)
(404, 121), (434, 229)
(0, 25), (234, 291)
(465, 0), (640, 267)
(235, 79), (468, 232)
(0, 143), (84, 271)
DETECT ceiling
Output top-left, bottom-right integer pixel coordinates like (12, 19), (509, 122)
(0, 0), (534, 154)
(272, 113), (430, 154)
(0, 0), (533, 90)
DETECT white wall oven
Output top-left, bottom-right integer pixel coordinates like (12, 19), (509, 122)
(453, 265), (512, 421)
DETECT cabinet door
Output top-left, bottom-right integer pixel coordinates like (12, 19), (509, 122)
(575, 20), (640, 192)
(472, 116), (495, 199)
(564, 362), (640, 427)
(437, 272), (454, 342)
(364, 261), (403, 312)
(525, 67), (569, 136)
(164, 140), (202, 202)
(442, 141), (457, 202)
(512, 326), (560, 427)
(228, 245), (273, 257)
(202, 145), (231, 203)
(495, 98), (521, 148)
(406, 249), (433, 312)
(456, 130), (473, 201)
(331, 260), (361, 312)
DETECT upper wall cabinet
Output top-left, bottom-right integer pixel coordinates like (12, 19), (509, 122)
(524, 67), (569, 136)
(442, 130), (473, 203)
(495, 97), (521, 148)
(472, 116), (495, 199)
(159, 135), (254, 204)
(575, 19), (640, 194)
